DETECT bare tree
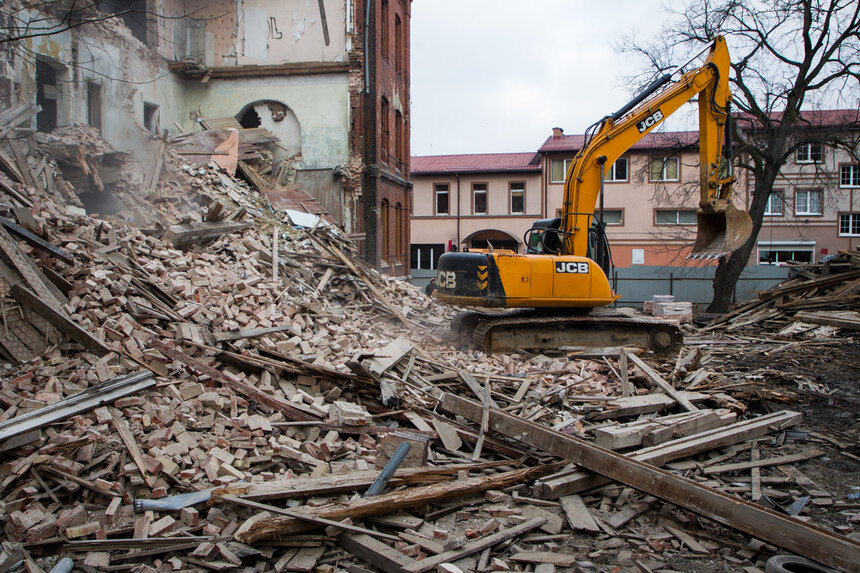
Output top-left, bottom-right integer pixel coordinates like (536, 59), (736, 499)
(621, 0), (860, 313)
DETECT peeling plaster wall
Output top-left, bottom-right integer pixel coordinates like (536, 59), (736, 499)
(1, 2), (188, 163)
(182, 75), (349, 169)
(239, 0), (349, 65)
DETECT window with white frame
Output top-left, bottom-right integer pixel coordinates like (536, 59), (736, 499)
(840, 164), (860, 188)
(758, 242), (814, 265)
(649, 157), (679, 181)
(764, 190), (783, 216)
(794, 189), (822, 216)
(473, 183), (487, 214)
(510, 182), (525, 214)
(411, 244), (445, 269)
(655, 209), (697, 225)
(597, 209), (623, 225)
(839, 213), (860, 236)
(550, 159), (572, 183)
(434, 184), (449, 215)
(604, 158), (628, 182)
(796, 142), (823, 163)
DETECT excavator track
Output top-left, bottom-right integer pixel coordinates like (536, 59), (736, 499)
(450, 309), (682, 354)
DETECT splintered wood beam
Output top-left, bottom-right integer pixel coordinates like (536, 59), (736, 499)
(438, 392), (860, 572)
(113, 413), (157, 489)
(234, 465), (551, 544)
(210, 460), (518, 503)
(10, 285), (109, 355)
(220, 495), (399, 541)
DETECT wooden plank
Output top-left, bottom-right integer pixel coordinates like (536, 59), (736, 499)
(793, 311), (860, 330)
(113, 413), (157, 489)
(750, 442), (762, 502)
(510, 551), (579, 567)
(619, 348), (632, 397)
(213, 324), (294, 342)
(161, 221), (251, 248)
(10, 284), (109, 355)
(438, 393), (859, 572)
(589, 391), (709, 420)
(0, 226), (67, 306)
(663, 524), (710, 554)
(364, 336), (413, 376)
(472, 375), (491, 460)
(592, 409), (736, 450)
(537, 410), (802, 498)
(625, 353), (698, 412)
(559, 494), (600, 532)
(233, 466), (550, 544)
(430, 417), (462, 452)
(404, 517), (547, 573)
(702, 449), (824, 475)
(460, 370), (500, 408)
(0, 218), (74, 264)
(220, 495), (399, 541)
(397, 531), (444, 555)
(210, 463), (500, 502)
(339, 534), (414, 573)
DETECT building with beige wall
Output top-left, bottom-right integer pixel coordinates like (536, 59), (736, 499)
(411, 112), (860, 278)
(410, 153), (541, 270)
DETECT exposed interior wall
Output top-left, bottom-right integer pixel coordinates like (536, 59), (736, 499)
(182, 75), (349, 169)
(295, 169), (345, 223)
(240, 0), (349, 65)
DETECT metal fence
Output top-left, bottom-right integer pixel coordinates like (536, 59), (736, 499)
(410, 265), (791, 306)
(610, 265), (791, 306)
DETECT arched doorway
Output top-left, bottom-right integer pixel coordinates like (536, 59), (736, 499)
(462, 229), (521, 253)
(235, 100), (302, 162)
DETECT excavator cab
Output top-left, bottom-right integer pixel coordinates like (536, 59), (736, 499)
(524, 218), (563, 254)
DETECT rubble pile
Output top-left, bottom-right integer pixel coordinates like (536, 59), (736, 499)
(0, 112), (857, 573)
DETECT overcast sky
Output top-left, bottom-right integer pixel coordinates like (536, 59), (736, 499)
(409, 1), (683, 157)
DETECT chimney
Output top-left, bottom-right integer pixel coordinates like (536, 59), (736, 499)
(552, 127), (564, 138)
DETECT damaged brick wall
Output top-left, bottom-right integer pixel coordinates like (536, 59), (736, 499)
(355, 0), (412, 276)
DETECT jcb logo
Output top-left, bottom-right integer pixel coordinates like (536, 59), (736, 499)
(555, 262), (590, 274)
(637, 109), (664, 133)
(438, 271), (456, 289)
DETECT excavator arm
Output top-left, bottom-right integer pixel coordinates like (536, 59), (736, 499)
(559, 35), (751, 259)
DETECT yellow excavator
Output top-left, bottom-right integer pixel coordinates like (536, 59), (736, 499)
(435, 36), (752, 353)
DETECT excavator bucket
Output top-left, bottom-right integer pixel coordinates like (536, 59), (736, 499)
(692, 202), (753, 259)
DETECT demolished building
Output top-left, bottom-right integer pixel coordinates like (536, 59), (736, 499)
(0, 0), (412, 275)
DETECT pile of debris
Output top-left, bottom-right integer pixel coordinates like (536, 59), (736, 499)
(0, 116), (857, 573)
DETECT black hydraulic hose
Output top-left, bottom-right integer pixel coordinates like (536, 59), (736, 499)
(611, 73), (672, 122)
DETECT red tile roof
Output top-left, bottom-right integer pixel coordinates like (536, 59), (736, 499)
(734, 108), (860, 130)
(411, 153), (541, 175)
(539, 130), (700, 153)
